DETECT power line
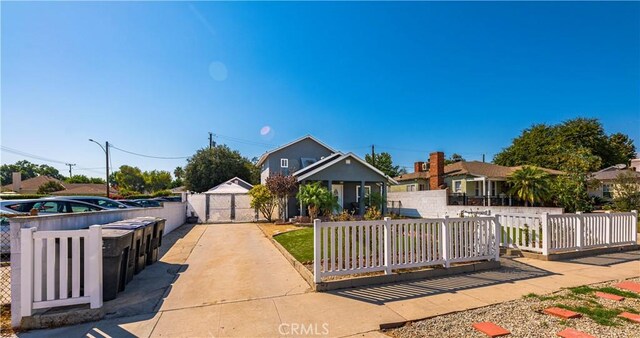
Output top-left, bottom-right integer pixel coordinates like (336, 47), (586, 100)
(109, 144), (190, 160)
(1, 146), (105, 175)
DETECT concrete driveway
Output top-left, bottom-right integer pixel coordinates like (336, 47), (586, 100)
(19, 223), (640, 338)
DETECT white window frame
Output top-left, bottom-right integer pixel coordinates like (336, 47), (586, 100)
(603, 183), (612, 198)
(453, 180), (462, 193)
(280, 158), (289, 168)
(356, 185), (372, 202)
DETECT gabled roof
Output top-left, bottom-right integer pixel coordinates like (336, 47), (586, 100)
(591, 166), (640, 181)
(394, 161), (563, 182)
(1, 176), (62, 194)
(256, 135), (337, 166)
(205, 177), (253, 194)
(295, 152), (398, 184)
(291, 152), (343, 177)
(52, 184), (117, 196)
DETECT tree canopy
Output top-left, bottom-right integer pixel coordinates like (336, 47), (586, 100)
(365, 152), (406, 177)
(111, 166), (172, 195)
(445, 153), (465, 165)
(65, 175), (105, 184)
(183, 145), (254, 193)
(36, 181), (65, 195)
(507, 166), (551, 207)
(1, 160), (64, 185)
(494, 118), (636, 171)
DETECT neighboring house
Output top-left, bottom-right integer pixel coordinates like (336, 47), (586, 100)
(1, 173), (117, 196)
(589, 159), (640, 200)
(393, 152), (563, 206)
(257, 135), (398, 218)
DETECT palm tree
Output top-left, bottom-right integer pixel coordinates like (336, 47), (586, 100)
(508, 166), (551, 206)
(296, 182), (337, 219)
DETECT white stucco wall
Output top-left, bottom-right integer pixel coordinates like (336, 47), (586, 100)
(387, 191), (563, 218)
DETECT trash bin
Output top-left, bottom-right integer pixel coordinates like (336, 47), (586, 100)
(101, 228), (133, 301)
(125, 218), (156, 267)
(103, 221), (150, 277)
(132, 217), (166, 265)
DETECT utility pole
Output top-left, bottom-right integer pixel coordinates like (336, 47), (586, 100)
(65, 163), (76, 178)
(106, 141), (110, 198)
(371, 145), (375, 166)
(209, 132), (215, 149)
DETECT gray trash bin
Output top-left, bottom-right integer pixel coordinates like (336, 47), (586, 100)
(132, 217), (165, 264)
(103, 221), (150, 276)
(101, 228), (133, 301)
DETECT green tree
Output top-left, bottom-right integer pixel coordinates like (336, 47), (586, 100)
(65, 175), (105, 184)
(184, 145), (253, 193)
(173, 166), (184, 180)
(507, 166), (551, 206)
(494, 118), (636, 170)
(365, 152), (405, 177)
(36, 181), (65, 194)
(249, 184), (276, 222)
(296, 182), (336, 220)
(1, 160), (63, 185)
(550, 148), (599, 212)
(265, 173), (298, 220)
(246, 157), (261, 185)
(143, 170), (172, 192)
(444, 153), (465, 165)
(612, 171), (640, 212)
(113, 165), (146, 194)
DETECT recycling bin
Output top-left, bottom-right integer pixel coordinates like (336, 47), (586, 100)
(132, 217), (166, 265)
(101, 228), (133, 301)
(103, 221), (150, 277)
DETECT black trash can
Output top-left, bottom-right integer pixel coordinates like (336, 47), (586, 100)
(126, 218), (156, 267)
(103, 221), (149, 277)
(132, 217), (166, 264)
(101, 228), (133, 301)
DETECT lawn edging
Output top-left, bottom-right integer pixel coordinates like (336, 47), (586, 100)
(503, 244), (639, 261)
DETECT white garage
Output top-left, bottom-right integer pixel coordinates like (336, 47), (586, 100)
(186, 177), (256, 223)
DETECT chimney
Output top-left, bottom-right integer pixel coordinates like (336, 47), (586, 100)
(414, 162), (425, 173)
(429, 152), (444, 190)
(631, 158), (640, 172)
(12, 172), (22, 192)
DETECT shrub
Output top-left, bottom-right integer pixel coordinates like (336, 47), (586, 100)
(364, 206), (382, 220)
(36, 181), (65, 194)
(249, 184), (276, 222)
(152, 190), (172, 197)
(0, 194), (48, 200)
(330, 210), (355, 222)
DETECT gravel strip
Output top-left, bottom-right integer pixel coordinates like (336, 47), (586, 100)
(387, 277), (640, 338)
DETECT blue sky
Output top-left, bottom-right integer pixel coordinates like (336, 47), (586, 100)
(2, 1), (639, 177)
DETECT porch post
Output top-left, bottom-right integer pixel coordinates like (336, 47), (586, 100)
(482, 177), (487, 206)
(382, 182), (387, 214)
(359, 181), (365, 216)
(487, 180), (491, 206)
(327, 180), (333, 213)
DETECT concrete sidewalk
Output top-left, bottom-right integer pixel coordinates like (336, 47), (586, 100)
(19, 224), (640, 338)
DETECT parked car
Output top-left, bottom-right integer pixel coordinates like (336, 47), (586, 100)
(48, 196), (132, 209)
(152, 196), (182, 202)
(0, 199), (106, 215)
(119, 200), (143, 208)
(129, 199), (162, 208)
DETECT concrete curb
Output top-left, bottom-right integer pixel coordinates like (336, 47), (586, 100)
(503, 244), (639, 261)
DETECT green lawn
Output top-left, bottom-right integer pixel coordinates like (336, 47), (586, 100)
(274, 228), (314, 263)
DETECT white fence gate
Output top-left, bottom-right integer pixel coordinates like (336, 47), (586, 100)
(497, 211), (637, 255)
(20, 225), (102, 317)
(313, 217), (500, 282)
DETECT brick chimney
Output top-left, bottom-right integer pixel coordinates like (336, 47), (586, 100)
(414, 162), (425, 173)
(12, 172), (22, 192)
(429, 152), (444, 190)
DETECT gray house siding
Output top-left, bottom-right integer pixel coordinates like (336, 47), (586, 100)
(303, 158), (386, 182)
(261, 138), (333, 183)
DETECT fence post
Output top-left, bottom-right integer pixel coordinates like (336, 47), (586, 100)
(383, 217), (392, 275)
(87, 225), (103, 309)
(20, 227), (36, 317)
(493, 216), (500, 261)
(313, 219), (321, 284)
(605, 211), (612, 246)
(576, 212), (583, 250)
(632, 210), (638, 244)
(541, 212), (550, 256)
(442, 216), (450, 268)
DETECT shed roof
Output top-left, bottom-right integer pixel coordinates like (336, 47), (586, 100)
(205, 177), (253, 194)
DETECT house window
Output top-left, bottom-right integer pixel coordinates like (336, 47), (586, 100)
(418, 184), (426, 191)
(406, 184), (415, 192)
(453, 181), (462, 193)
(280, 158), (288, 168)
(356, 185), (372, 202)
(491, 181), (497, 197)
(475, 182), (481, 196)
(603, 183), (612, 198)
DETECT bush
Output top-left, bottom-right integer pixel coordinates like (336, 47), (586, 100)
(152, 190), (172, 197)
(37, 181), (65, 194)
(364, 206), (382, 220)
(0, 194), (48, 200)
(249, 184), (276, 222)
(330, 210), (355, 222)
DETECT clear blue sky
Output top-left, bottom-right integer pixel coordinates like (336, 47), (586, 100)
(2, 1), (639, 177)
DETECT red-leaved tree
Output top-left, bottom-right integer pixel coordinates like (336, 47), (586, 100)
(265, 173), (298, 221)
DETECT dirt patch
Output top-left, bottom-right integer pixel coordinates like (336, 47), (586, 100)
(257, 223), (308, 238)
(387, 277), (640, 338)
(0, 304), (15, 337)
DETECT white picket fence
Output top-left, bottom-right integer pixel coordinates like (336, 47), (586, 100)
(20, 226), (103, 317)
(313, 217), (500, 282)
(498, 211), (637, 255)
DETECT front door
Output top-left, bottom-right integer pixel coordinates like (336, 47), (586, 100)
(332, 184), (343, 213)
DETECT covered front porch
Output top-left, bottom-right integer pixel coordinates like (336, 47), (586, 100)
(297, 180), (387, 216)
(448, 177), (513, 206)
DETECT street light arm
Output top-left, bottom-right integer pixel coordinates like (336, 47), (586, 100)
(88, 139), (107, 154)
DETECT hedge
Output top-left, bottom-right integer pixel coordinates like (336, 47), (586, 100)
(0, 194), (49, 200)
